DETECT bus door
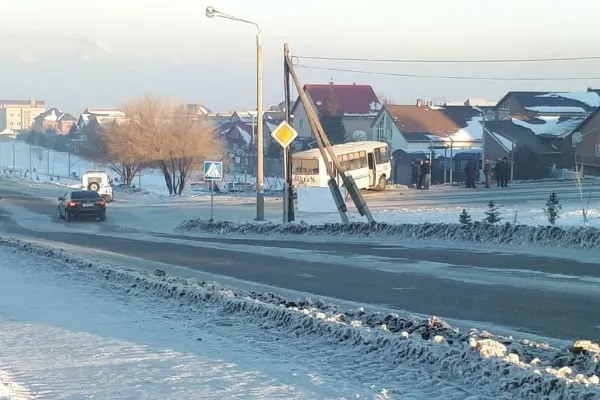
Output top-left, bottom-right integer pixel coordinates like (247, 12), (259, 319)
(367, 152), (376, 187)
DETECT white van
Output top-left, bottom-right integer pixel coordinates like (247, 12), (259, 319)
(82, 171), (113, 201)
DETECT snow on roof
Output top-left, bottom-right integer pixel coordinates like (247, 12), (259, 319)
(511, 116), (584, 137)
(489, 132), (514, 152)
(449, 114), (483, 141)
(536, 92), (600, 109)
(235, 125), (252, 145)
(84, 108), (126, 118)
(525, 106), (587, 114)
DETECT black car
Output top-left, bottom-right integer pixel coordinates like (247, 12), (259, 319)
(58, 190), (106, 222)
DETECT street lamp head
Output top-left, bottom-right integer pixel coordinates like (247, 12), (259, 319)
(205, 6), (216, 18)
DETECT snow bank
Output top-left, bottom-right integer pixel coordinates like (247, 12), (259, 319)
(178, 220), (600, 249)
(0, 369), (29, 400)
(0, 238), (598, 399)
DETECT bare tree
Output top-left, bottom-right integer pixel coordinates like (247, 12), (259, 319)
(376, 92), (394, 105)
(128, 97), (223, 195)
(103, 119), (148, 186)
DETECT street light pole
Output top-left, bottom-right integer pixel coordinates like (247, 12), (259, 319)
(206, 6), (265, 221)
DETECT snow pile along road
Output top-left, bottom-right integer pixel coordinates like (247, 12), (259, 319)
(179, 220), (600, 249)
(0, 238), (598, 399)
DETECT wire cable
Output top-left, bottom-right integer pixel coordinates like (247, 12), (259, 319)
(295, 64), (600, 81)
(293, 55), (600, 64)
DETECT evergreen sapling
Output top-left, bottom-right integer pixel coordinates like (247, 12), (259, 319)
(483, 200), (501, 224)
(459, 209), (472, 225)
(544, 192), (562, 225)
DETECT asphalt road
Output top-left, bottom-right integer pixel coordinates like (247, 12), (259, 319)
(1, 184), (599, 341)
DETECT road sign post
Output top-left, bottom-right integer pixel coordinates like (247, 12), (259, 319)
(271, 121), (298, 223)
(204, 161), (223, 222)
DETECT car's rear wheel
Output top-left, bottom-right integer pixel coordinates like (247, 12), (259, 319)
(65, 210), (72, 222)
(99, 211), (106, 221)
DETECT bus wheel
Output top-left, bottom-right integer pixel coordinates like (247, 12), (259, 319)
(377, 175), (387, 191)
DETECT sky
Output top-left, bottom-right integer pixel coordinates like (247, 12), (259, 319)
(1, 0), (600, 115)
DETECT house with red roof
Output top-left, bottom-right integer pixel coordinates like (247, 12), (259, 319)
(33, 107), (77, 134)
(291, 82), (381, 144)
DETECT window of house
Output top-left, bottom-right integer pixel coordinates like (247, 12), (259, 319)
(497, 100), (510, 119)
(376, 118), (385, 141)
(595, 144), (600, 158)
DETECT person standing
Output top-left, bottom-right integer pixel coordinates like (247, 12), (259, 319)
(502, 156), (510, 187)
(421, 159), (431, 190)
(493, 158), (503, 187)
(417, 160), (424, 189)
(464, 159), (477, 188)
(483, 159), (492, 188)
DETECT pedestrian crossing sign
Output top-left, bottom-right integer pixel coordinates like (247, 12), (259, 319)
(204, 161), (223, 181)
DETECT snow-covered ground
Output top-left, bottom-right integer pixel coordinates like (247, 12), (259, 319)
(0, 139), (284, 196)
(0, 238), (598, 399)
(2, 141), (600, 398)
(3, 138), (600, 230)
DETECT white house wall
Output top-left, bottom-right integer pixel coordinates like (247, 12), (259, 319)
(372, 111), (407, 151)
(292, 103), (312, 138)
(343, 116), (376, 141)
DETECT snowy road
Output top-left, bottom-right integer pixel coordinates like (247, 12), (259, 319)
(2, 242), (538, 400)
(1, 182), (599, 340)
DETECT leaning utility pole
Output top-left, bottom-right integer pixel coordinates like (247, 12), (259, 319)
(284, 43), (374, 224)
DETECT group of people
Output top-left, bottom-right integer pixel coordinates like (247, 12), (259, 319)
(416, 159), (431, 190)
(481, 157), (510, 188)
(415, 156), (511, 190)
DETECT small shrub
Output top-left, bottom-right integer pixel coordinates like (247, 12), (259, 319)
(459, 209), (472, 225)
(544, 192), (562, 225)
(483, 200), (501, 224)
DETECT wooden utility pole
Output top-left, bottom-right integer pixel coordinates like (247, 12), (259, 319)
(283, 44), (295, 222)
(284, 43), (374, 224)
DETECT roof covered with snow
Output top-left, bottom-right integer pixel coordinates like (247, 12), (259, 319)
(484, 120), (557, 154)
(35, 107), (76, 122)
(296, 84), (381, 117)
(500, 91), (600, 115)
(511, 116), (584, 137)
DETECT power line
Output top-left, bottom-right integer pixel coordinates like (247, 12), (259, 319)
(293, 55), (600, 64)
(295, 64), (600, 81)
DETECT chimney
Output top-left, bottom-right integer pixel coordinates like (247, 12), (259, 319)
(416, 99), (422, 107)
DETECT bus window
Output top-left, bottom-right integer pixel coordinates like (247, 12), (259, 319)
(293, 158), (319, 175)
(374, 147), (390, 164)
(358, 151), (368, 168)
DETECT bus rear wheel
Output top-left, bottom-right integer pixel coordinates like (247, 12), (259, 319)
(377, 175), (387, 191)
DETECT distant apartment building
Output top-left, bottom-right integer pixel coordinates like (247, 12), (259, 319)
(0, 100), (46, 132)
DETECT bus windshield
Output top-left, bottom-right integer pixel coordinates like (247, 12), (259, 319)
(374, 146), (389, 164)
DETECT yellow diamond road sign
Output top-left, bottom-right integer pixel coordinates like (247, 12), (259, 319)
(271, 121), (298, 148)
